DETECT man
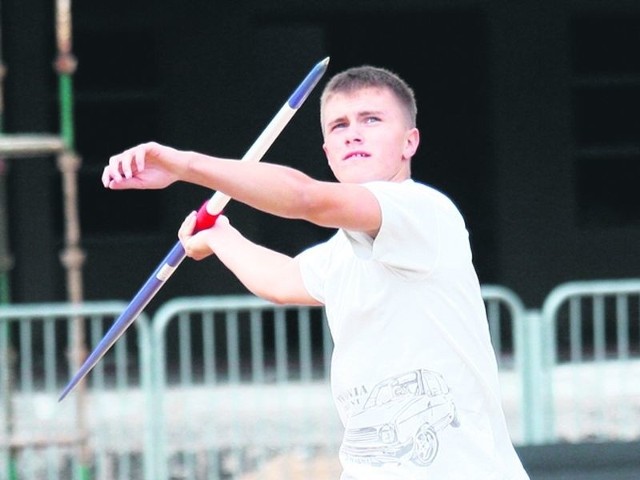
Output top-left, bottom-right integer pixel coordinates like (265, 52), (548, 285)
(103, 65), (529, 479)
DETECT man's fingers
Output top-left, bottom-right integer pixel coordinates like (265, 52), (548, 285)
(178, 211), (197, 243)
(133, 146), (146, 178)
(106, 154), (124, 183)
(102, 145), (144, 185)
(101, 165), (112, 187)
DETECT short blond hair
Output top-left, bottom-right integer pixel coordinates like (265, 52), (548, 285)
(321, 66), (417, 128)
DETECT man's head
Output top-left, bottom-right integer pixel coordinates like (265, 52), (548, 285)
(320, 66), (417, 130)
(320, 66), (420, 184)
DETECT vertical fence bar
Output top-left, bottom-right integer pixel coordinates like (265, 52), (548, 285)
(616, 295), (629, 360)
(525, 309), (553, 444)
(593, 295), (606, 362)
(151, 311), (169, 480)
(481, 285), (530, 443)
(90, 316), (106, 392)
(227, 309), (242, 479)
(299, 308), (312, 382)
(202, 311), (216, 385)
(568, 297), (583, 437)
(44, 318), (57, 392)
(227, 311), (240, 383)
(486, 300), (502, 364)
(592, 295), (607, 435)
(19, 321), (33, 393)
(250, 310), (264, 384)
(569, 298), (582, 362)
(275, 309), (288, 383)
(615, 294), (632, 438)
(179, 312), (193, 385)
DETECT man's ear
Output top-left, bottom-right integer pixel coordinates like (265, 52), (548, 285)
(403, 128), (420, 159)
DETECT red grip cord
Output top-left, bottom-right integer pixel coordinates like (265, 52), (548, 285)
(194, 201), (220, 233)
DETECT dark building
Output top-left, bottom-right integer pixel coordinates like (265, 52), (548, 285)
(2, 0), (639, 309)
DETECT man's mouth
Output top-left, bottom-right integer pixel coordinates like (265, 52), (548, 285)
(344, 151), (370, 160)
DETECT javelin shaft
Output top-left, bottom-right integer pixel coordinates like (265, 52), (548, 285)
(59, 57), (330, 401)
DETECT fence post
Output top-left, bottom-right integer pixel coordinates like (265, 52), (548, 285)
(148, 304), (171, 480)
(520, 309), (554, 444)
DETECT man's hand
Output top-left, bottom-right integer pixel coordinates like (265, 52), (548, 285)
(102, 142), (185, 190)
(178, 211), (230, 261)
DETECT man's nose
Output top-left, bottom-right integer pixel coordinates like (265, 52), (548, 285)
(345, 126), (363, 144)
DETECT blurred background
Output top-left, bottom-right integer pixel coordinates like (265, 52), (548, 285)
(0, 0), (639, 479)
(2, 0), (638, 308)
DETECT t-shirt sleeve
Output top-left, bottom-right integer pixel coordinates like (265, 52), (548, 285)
(346, 181), (444, 277)
(299, 181), (471, 289)
(296, 238), (334, 304)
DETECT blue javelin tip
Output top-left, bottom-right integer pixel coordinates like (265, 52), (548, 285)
(59, 57), (330, 402)
(287, 57), (330, 109)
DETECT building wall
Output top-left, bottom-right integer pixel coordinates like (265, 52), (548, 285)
(2, 0), (639, 307)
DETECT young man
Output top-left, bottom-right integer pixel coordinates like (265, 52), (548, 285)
(103, 66), (529, 479)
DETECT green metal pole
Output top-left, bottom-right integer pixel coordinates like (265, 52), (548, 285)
(0, 2), (18, 477)
(58, 71), (75, 150)
(0, 161), (17, 480)
(55, 2), (89, 479)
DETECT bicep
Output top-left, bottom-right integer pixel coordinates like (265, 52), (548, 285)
(266, 257), (322, 306)
(210, 224), (320, 306)
(303, 182), (382, 237)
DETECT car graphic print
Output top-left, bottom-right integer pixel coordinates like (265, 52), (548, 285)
(340, 369), (459, 467)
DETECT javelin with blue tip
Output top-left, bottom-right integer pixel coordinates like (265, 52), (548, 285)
(59, 57), (330, 401)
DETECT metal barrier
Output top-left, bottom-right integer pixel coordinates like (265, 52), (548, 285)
(481, 285), (530, 444)
(150, 295), (340, 480)
(2, 280), (639, 479)
(541, 279), (640, 444)
(149, 289), (529, 480)
(0, 301), (153, 480)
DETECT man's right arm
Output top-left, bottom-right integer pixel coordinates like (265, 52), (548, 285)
(104, 142), (383, 237)
(179, 213), (321, 306)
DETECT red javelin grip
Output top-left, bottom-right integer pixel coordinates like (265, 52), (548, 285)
(194, 201), (220, 232)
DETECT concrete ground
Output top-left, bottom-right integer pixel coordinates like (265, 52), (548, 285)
(3, 360), (640, 479)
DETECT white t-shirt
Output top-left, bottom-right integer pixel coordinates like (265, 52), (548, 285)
(298, 180), (529, 480)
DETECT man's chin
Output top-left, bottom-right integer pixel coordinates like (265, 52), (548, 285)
(333, 170), (377, 184)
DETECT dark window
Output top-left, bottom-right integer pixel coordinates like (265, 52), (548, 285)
(571, 15), (640, 227)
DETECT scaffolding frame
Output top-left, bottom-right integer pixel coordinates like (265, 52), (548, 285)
(0, 1), (89, 479)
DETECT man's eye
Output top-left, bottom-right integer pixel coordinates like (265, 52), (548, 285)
(365, 116), (381, 124)
(331, 123), (346, 131)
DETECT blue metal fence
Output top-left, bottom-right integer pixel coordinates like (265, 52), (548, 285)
(1, 279), (639, 479)
(481, 285), (529, 444)
(541, 279), (640, 444)
(0, 302), (153, 480)
(149, 295), (339, 480)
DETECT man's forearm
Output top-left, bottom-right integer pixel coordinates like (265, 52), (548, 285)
(209, 224), (318, 306)
(182, 151), (318, 220)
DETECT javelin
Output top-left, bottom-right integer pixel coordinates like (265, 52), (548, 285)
(59, 57), (330, 401)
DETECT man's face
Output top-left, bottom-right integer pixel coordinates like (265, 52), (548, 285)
(321, 87), (419, 184)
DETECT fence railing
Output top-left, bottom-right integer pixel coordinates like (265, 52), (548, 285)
(0, 279), (639, 479)
(0, 302), (153, 480)
(541, 279), (640, 444)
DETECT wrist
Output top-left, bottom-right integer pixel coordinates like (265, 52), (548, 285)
(179, 150), (198, 183)
(181, 150), (219, 187)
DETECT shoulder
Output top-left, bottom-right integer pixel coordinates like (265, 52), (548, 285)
(363, 179), (462, 216)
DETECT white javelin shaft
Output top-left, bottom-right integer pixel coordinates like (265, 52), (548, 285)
(58, 57), (330, 402)
(206, 56), (330, 215)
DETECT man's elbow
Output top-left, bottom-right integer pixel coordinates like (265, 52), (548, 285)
(254, 285), (320, 307)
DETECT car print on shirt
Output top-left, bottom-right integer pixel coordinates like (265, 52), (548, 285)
(340, 369), (459, 467)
